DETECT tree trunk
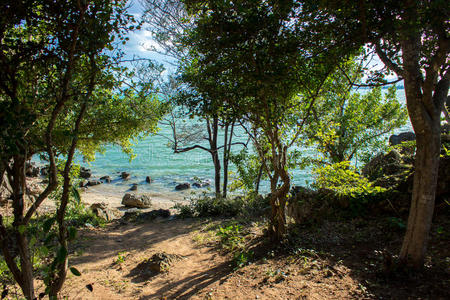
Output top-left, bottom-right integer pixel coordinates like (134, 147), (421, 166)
(207, 116), (221, 197)
(222, 121), (234, 198)
(399, 25), (448, 267)
(10, 155), (35, 300)
(266, 129), (290, 242)
(400, 131), (440, 267)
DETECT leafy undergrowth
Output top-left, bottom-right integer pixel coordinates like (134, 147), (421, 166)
(192, 212), (450, 300)
(0, 208), (448, 299)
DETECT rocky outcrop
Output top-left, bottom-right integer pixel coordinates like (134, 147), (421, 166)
(87, 180), (102, 186)
(146, 176), (152, 183)
(25, 162), (40, 177)
(192, 179), (211, 188)
(79, 180), (89, 188)
(90, 203), (121, 221)
(362, 149), (410, 181)
(121, 193), (152, 208)
(175, 183), (190, 191)
(389, 131), (416, 146)
(287, 187), (334, 224)
(80, 167), (92, 179)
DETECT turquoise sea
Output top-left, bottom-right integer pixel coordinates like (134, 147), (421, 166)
(58, 89), (410, 197)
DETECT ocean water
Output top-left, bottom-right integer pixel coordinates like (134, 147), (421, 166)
(48, 89), (410, 197)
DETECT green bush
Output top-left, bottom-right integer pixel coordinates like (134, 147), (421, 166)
(313, 161), (386, 214)
(174, 192), (270, 218)
(215, 224), (253, 268)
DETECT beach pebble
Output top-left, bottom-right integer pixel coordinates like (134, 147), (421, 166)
(130, 183), (138, 191)
(146, 176), (152, 183)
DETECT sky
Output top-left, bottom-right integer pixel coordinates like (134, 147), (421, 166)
(119, 0), (177, 74)
(121, 0), (400, 85)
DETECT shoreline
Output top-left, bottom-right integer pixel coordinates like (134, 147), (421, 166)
(80, 184), (189, 212)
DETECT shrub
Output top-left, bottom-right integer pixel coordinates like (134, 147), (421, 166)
(313, 161), (386, 214)
(173, 191), (270, 218)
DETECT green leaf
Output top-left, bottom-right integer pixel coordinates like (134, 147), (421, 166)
(68, 226), (77, 241)
(43, 217), (55, 232)
(69, 267), (81, 276)
(71, 186), (81, 204)
(18, 225), (26, 234)
(44, 233), (57, 246)
(56, 246), (68, 264)
(30, 236), (37, 248)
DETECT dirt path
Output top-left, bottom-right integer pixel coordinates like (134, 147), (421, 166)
(57, 218), (366, 300)
(61, 219), (231, 300)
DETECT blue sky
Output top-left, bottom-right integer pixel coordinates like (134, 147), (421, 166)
(122, 0), (399, 84)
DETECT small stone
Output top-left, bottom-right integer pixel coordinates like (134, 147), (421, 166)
(121, 172), (131, 180)
(130, 183), (138, 191)
(146, 176), (152, 183)
(100, 176), (111, 183)
(87, 180), (102, 186)
(175, 183), (190, 191)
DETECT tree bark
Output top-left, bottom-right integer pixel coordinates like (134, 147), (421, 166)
(9, 155), (35, 300)
(398, 16), (449, 266)
(207, 116), (221, 197)
(222, 121), (234, 198)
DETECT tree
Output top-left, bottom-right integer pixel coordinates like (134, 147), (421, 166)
(302, 57), (408, 165)
(143, 0), (244, 197)
(297, 0), (449, 267)
(0, 1), (164, 298)
(182, 0), (334, 241)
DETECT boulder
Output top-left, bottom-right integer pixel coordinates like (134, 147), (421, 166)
(362, 149), (406, 180)
(192, 179), (211, 188)
(142, 252), (182, 273)
(130, 183), (138, 191)
(121, 193), (152, 208)
(121, 172), (131, 180)
(87, 180), (102, 186)
(145, 176), (152, 183)
(80, 167), (92, 179)
(175, 183), (190, 191)
(79, 180), (89, 188)
(90, 203), (121, 221)
(100, 175), (111, 183)
(389, 131), (416, 146)
(40, 167), (48, 176)
(287, 187), (333, 224)
(25, 162), (40, 177)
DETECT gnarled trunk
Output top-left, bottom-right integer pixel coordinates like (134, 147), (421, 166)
(399, 23), (449, 266)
